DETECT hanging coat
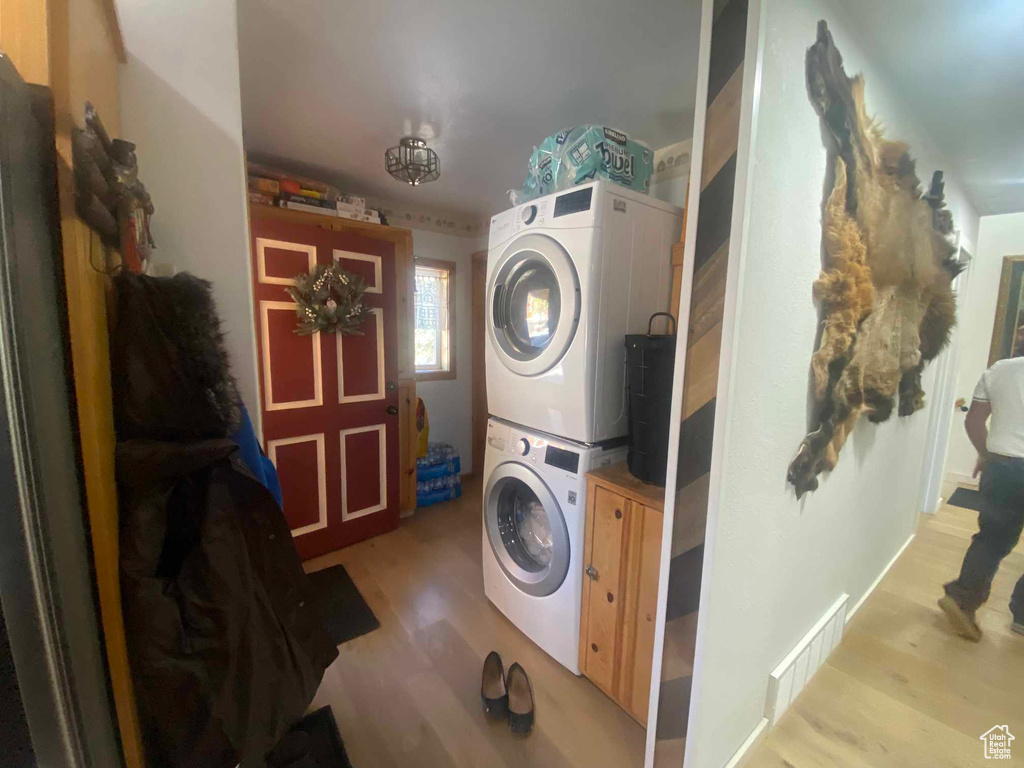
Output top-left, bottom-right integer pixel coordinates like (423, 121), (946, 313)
(112, 272), (337, 768)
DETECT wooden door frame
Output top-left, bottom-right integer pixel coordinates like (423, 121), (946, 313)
(470, 250), (488, 475)
(4, 2), (146, 764)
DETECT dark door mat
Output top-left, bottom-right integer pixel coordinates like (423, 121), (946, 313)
(268, 706), (352, 768)
(307, 563), (380, 646)
(948, 487), (984, 512)
(0, 607), (34, 767)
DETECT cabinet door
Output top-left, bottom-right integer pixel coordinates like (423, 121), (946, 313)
(583, 487), (630, 695)
(628, 505), (663, 724)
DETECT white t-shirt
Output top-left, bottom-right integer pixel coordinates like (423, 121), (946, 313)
(973, 356), (1024, 459)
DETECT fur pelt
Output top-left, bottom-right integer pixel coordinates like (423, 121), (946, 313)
(111, 271), (242, 442)
(787, 21), (962, 497)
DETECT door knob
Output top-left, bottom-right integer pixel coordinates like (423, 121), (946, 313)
(386, 405), (399, 415)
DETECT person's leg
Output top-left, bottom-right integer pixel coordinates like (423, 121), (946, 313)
(944, 460), (1024, 612)
(1011, 573), (1024, 631)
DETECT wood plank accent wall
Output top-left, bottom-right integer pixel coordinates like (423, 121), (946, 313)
(653, 0), (749, 762)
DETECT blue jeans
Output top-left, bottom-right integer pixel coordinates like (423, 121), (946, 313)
(944, 457), (1024, 623)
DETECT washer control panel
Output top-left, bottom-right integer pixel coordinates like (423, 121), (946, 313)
(487, 421), (581, 474)
(506, 426), (544, 465)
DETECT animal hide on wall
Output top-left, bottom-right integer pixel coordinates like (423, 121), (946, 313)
(787, 21), (962, 497)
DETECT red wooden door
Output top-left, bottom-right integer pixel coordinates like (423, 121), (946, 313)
(250, 216), (400, 559)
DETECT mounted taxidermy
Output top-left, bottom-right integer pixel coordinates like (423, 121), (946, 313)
(787, 21), (962, 497)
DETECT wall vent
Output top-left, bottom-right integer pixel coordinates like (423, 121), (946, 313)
(764, 594), (849, 724)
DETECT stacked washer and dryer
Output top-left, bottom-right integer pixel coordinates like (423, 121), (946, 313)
(482, 180), (683, 673)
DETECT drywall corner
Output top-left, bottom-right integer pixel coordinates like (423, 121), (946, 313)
(115, 0), (261, 426)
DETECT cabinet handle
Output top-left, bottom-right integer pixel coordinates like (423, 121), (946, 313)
(607, 592), (614, 603)
(585, 564), (599, 580)
(591, 643), (599, 653)
(615, 508), (622, 519)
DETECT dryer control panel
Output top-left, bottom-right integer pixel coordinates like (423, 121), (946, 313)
(487, 421), (581, 474)
(487, 181), (608, 250)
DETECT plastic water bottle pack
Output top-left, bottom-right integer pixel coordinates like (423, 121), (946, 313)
(416, 442), (462, 507)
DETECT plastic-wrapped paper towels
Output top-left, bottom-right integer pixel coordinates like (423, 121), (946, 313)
(510, 126), (654, 205)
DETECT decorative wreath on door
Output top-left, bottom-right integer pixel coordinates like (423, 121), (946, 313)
(286, 263), (370, 336)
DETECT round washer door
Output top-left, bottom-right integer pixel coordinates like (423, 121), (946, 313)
(484, 462), (570, 597)
(488, 233), (580, 377)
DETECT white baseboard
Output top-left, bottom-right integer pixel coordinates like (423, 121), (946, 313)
(764, 594), (848, 725)
(736, 533), (915, 767)
(847, 532), (914, 625)
(723, 717), (769, 768)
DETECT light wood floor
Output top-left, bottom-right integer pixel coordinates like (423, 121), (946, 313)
(747, 499), (1024, 768)
(304, 474), (647, 768)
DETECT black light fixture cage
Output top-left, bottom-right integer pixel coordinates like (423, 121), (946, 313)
(385, 137), (440, 186)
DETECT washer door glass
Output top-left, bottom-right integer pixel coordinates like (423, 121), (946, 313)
(497, 260), (561, 360)
(485, 463), (570, 597)
(499, 479), (553, 570)
(488, 233), (580, 377)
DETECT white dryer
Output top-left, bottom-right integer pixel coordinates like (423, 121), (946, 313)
(486, 181), (683, 444)
(482, 418), (626, 674)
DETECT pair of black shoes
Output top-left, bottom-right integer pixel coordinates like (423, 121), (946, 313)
(481, 651), (534, 734)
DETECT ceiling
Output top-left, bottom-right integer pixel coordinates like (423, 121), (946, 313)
(238, 0), (702, 220)
(840, 0), (1024, 216)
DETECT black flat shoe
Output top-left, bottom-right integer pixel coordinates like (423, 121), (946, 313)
(506, 662), (534, 734)
(481, 651), (508, 720)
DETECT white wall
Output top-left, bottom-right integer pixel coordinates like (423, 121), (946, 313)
(651, 138), (693, 209)
(115, 0), (260, 428)
(945, 212), (1024, 484)
(413, 230), (487, 473)
(685, 2), (981, 767)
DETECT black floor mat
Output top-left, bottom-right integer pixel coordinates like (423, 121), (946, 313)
(268, 706), (352, 768)
(307, 563), (380, 646)
(0, 607), (34, 768)
(948, 487), (984, 512)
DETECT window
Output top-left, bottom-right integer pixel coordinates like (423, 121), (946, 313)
(414, 257), (456, 380)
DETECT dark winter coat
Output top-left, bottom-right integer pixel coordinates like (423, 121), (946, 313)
(112, 273), (337, 768)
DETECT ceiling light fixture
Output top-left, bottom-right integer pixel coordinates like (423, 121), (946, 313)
(385, 137), (440, 186)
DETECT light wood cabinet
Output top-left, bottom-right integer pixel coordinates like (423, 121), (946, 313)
(579, 462), (665, 726)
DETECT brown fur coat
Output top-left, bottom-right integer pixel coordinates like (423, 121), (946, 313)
(787, 22), (962, 496)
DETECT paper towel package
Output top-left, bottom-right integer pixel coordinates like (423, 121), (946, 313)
(510, 125), (654, 204)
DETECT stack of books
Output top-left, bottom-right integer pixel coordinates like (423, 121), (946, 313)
(246, 163), (387, 225)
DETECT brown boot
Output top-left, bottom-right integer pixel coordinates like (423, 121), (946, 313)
(938, 595), (983, 642)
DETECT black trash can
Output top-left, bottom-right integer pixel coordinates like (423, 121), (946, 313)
(625, 312), (677, 486)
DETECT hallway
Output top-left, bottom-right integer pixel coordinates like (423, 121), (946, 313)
(747, 499), (1024, 767)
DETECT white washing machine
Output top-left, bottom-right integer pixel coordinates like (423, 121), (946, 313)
(486, 180), (683, 444)
(482, 418), (626, 674)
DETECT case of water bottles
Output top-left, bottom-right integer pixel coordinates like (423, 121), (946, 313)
(416, 442), (462, 507)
